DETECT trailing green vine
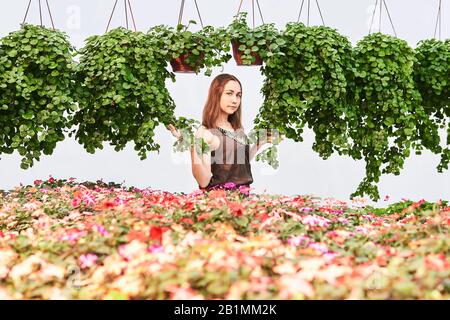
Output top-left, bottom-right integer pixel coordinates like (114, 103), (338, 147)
(253, 23), (353, 169)
(228, 12), (281, 65)
(349, 33), (442, 201)
(414, 39), (450, 172)
(0, 24), (76, 169)
(148, 21), (231, 76)
(73, 27), (176, 160)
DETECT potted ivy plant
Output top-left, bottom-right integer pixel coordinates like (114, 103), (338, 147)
(227, 12), (281, 66)
(0, 24), (76, 169)
(349, 33), (443, 200)
(414, 39), (450, 172)
(73, 27), (177, 160)
(148, 21), (231, 76)
(252, 23), (354, 170)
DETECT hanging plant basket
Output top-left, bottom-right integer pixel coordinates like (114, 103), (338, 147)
(170, 52), (205, 73)
(231, 40), (263, 66)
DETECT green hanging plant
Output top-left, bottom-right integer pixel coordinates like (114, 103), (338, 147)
(147, 21), (231, 76)
(0, 24), (76, 169)
(252, 23), (353, 169)
(349, 33), (442, 201)
(73, 27), (176, 160)
(227, 12), (282, 65)
(414, 38), (450, 172)
(170, 117), (211, 156)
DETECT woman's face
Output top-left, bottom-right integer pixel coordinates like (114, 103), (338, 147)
(219, 80), (241, 115)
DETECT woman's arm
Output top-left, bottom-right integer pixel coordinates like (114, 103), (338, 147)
(190, 146), (212, 188)
(249, 142), (263, 162)
(190, 126), (220, 188)
(167, 124), (219, 188)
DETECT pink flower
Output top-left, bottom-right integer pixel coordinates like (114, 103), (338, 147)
(79, 253), (98, 269)
(287, 235), (311, 247)
(82, 193), (96, 205)
(72, 198), (81, 207)
(224, 182), (236, 189)
(59, 230), (87, 243)
(384, 195), (390, 201)
(308, 242), (329, 254)
(34, 179), (43, 186)
(238, 185), (251, 195)
(301, 214), (331, 228)
(114, 197), (125, 205)
(148, 244), (164, 253)
(336, 217), (349, 225)
(93, 224), (110, 236)
(323, 252), (339, 263)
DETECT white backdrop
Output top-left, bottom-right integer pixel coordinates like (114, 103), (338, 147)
(0, 0), (449, 206)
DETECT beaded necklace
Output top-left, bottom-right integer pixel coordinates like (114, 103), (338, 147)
(217, 127), (250, 146)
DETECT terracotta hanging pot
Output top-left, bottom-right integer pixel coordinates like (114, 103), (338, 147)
(231, 40), (263, 66)
(170, 52), (204, 73)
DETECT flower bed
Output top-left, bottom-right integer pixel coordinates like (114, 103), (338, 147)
(0, 178), (448, 299)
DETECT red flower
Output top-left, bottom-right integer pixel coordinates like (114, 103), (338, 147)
(197, 213), (212, 222)
(34, 179), (43, 186)
(127, 230), (149, 242)
(209, 190), (226, 199)
(48, 176), (55, 183)
(94, 200), (116, 210)
(149, 226), (164, 244)
(180, 217), (194, 225)
(228, 201), (244, 217)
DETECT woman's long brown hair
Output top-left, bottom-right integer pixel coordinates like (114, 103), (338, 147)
(202, 74), (243, 130)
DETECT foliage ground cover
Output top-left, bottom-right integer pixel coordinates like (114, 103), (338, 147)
(0, 178), (448, 299)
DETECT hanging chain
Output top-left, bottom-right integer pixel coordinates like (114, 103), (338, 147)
(369, 0), (378, 34)
(307, 0), (310, 26)
(315, 0), (325, 25)
(22, 0), (55, 29)
(379, 0), (382, 32)
(252, 0), (255, 28)
(297, 0), (324, 26)
(297, 0), (305, 23)
(194, 0), (204, 28)
(434, 0), (442, 39)
(105, 0), (118, 32)
(177, 0), (185, 25)
(256, 0), (265, 24)
(369, 0), (396, 37)
(383, 0), (397, 37)
(127, 0), (137, 31)
(45, 0), (55, 29)
(22, 0), (32, 24)
(236, 0), (265, 28)
(38, 0), (43, 26)
(178, 0), (204, 28)
(124, 0), (129, 29)
(106, 0), (137, 33)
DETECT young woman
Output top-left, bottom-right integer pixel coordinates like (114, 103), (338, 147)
(167, 74), (273, 192)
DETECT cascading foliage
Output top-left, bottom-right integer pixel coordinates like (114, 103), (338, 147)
(254, 23), (354, 170)
(349, 33), (443, 201)
(414, 39), (450, 172)
(0, 24), (76, 169)
(73, 27), (177, 160)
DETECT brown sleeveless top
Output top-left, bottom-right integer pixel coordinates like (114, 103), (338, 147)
(201, 127), (253, 190)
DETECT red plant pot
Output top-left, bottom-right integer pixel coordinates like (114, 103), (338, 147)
(170, 52), (204, 73)
(232, 41), (263, 66)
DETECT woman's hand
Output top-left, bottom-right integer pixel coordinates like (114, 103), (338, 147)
(167, 124), (182, 140)
(195, 126), (220, 151)
(257, 131), (285, 148)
